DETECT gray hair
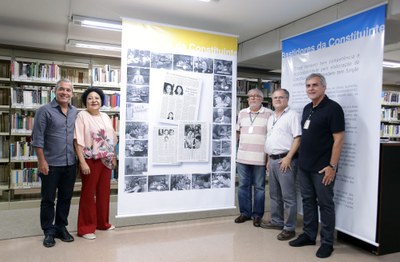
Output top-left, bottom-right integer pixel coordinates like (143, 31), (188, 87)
(305, 73), (326, 87)
(247, 88), (264, 98)
(55, 78), (73, 91)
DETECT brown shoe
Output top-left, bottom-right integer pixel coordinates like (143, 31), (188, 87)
(253, 217), (262, 227)
(234, 215), (251, 223)
(260, 221), (283, 230)
(277, 230), (296, 241)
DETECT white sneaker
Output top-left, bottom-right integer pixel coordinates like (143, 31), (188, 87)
(82, 233), (96, 240)
(107, 225), (115, 231)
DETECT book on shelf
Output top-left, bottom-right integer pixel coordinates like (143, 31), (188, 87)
(92, 65), (121, 85)
(11, 112), (34, 133)
(0, 136), (9, 158)
(0, 60), (10, 79)
(11, 86), (53, 107)
(381, 91), (400, 104)
(0, 112), (9, 133)
(60, 67), (89, 84)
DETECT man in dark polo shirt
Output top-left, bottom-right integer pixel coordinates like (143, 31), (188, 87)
(32, 79), (78, 248)
(289, 73), (345, 259)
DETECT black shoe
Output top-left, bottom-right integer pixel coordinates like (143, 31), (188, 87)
(253, 217), (262, 227)
(289, 233), (316, 247)
(277, 230), (296, 241)
(234, 215), (251, 223)
(43, 234), (55, 248)
(55, 229), (74, 242)
(260, 221), (283, 230)
(316, 244), (334, 258)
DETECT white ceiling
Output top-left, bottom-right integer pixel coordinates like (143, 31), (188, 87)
(0, 0), (399, 84)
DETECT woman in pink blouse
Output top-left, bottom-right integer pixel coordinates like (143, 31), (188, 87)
(74, 87), (117, 240)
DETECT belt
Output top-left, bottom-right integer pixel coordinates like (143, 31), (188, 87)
(269, 152), (298, 160)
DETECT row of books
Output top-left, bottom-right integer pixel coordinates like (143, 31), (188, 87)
(380, 123), (400, 138)
(60, 67), (90, 84)
(11, 61), (60, 82)
(92, 65), (121, 85)
(381, 107), (400, 122)
(0, 137), (9, 158)
(10, 141), (37, 160)
(10, 168), (40, 189)
(381, 91), (400, 105)
(11, 86), (54, 107)
(11, 112), (34, 132)
(110, 114), (120, 133)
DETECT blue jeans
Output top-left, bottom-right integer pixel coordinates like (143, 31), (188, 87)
(39, 165), (77, 235)
(269, 158), (297, 231)
(236, 162), (266, 218)
(298, 168), (335, 245)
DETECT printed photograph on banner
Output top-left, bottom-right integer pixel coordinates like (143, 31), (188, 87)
(214, 75), (232, 91)
(151, 52), (173, 69)
(125, 175), (148, 193)
(148, 175), (170, 192)
(125, 140), (148, 157)
(214, 59), (232, 75)
(178, 122), (209, 162)
(170, 174), (191, 191)
(213, 108), (232, 124)
(125, 157), (148, 176)
(127, 49), (151, 67)
(152, 126), (179, 165)
(126, 84), (149, 103)
(159, 73), (201, 123)
(213, 91), (232, 108)
(193, 57), (213, 74)
(173, 54), (193, 71)
(212, 124), (231, 140)
(212, 156), (231, 172)
(212, 173), (231, 189)
(192, 173), (211, 190)
(125, 121), (149, 140)
(127, 67), (150, 85)
(126, 103), (149, 121)
(212, 140), (231, 156)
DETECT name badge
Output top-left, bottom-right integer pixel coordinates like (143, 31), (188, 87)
(304, 120), (310, 129)
(248, 126), (254, 134)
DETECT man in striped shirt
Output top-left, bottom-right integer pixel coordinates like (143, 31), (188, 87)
(235, 88), (273, 227)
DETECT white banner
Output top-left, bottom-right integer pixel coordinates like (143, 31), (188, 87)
(282, 5), (386, 245)
(118, 20), (238, 217)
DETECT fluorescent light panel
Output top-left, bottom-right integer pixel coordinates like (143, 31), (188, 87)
(383, 60), (400, 68)
(72, 15), (122, 31)
(68, 40), (121, 52)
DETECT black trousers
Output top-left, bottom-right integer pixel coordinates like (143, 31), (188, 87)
(39, 164), (76, 235)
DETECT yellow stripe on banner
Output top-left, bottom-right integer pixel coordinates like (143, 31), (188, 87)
(123, 20), (237, 56)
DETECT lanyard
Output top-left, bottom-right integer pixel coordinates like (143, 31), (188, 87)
(249, 112), (259, 126)
(272, 110), (286, 128)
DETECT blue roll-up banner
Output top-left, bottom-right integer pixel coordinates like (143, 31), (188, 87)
(282, 5), (386, 245)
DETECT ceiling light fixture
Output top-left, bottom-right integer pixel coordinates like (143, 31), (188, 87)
(383, 60), (400, 68)
(68, 39), (121, 52)
(71, 15), (122, 31)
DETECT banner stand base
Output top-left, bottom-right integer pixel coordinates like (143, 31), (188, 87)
(337, 231), (379, 255)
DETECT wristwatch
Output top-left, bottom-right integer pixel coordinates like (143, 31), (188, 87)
(328, 164), (337, 171)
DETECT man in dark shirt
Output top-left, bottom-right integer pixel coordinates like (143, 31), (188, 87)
(32, 79), (78, 248)
(289, 73), (345, 258)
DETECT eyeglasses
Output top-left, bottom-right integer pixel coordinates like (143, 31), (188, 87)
(272, 96), (288, 100)
(248, 95), (262, 99)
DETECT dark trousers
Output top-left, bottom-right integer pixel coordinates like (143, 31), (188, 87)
(298, 168), (335, 246)
(39, 164), (77, 235)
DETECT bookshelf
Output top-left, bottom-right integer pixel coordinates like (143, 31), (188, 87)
(380, 90), (400, 140)
(0, 48), (121, 202)
(236, 78), (280, 112)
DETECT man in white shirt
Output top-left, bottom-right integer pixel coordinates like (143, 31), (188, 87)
(261, 89), (301, 241)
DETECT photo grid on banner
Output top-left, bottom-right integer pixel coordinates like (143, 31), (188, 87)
(281, 5), (386, 245)
(117, 20), (238, 217)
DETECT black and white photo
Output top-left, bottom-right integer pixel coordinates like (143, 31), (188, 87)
(125, 176), (148, 193)
(148, 175), (170, 192)
(125, 121), (149, 139)
(126, 84), (149, 103)
(125, 157), (148, 175)
(192, 173), (211, 189)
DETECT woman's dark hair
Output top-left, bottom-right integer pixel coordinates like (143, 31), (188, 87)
(81, 87), (105, 107)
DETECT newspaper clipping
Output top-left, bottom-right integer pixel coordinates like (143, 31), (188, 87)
(160, 72), (201, 122)
(152, 126), (179, 165)
(178, 122), (209, 162)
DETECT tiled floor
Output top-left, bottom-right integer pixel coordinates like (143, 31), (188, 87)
(0, 215), (399, 262)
